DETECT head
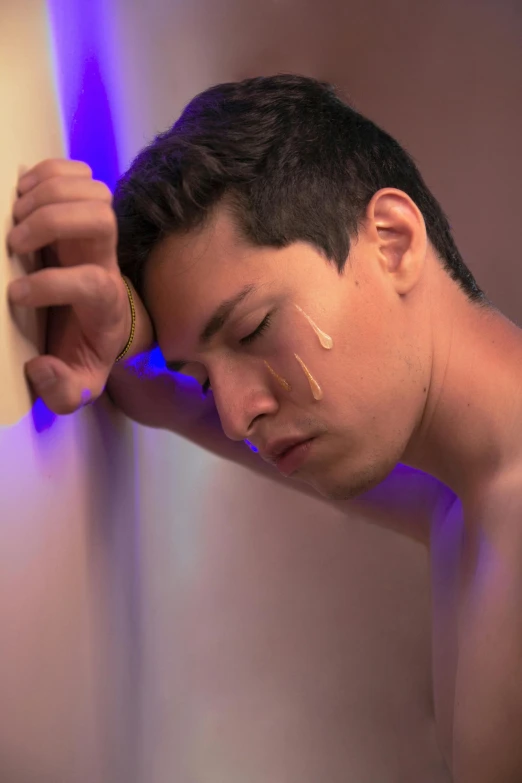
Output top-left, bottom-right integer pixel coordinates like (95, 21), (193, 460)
(114, 74), (489, 499)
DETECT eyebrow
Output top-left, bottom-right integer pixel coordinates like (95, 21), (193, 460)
(165, 283), (258, 372)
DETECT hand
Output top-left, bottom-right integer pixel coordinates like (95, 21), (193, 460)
(7, 159), (131, 414)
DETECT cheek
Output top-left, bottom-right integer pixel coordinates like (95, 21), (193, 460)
(263, 322), (331, 403)
(263, 360), (292, 392)
(311, 314), (391, 418)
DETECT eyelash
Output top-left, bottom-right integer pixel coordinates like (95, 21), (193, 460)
(240, 313), (272, 345)
(201, 314), (272, 395)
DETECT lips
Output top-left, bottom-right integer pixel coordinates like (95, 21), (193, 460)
(263, 437), (312, 463)
(274, 438), (315, 476)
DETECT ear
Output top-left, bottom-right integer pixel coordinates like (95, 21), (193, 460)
(364, 188), (428, 295)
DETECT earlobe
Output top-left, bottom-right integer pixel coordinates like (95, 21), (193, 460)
(368, 188), (427, 295)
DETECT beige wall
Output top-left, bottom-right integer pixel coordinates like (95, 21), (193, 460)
(0, 4), (143, 781)
(1, 0), (520, 781)
(0, 3), (62, 426)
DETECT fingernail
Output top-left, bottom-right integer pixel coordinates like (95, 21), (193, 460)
(30, 367), (56, 389)
(8, 278), (30, 302)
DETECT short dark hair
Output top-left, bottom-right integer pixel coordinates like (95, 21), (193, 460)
(114, 74), (487, 305)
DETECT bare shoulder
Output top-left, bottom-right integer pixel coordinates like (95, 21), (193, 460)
(330, 463), (455, 546)
(468, 462), (522, 534)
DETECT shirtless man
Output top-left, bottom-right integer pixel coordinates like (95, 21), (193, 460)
(7, 75), (522, 782)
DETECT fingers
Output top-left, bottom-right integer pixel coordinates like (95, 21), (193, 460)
(13, 176), (112, 223)
(7, 159), (122, 416)
(7, 200), (117, 263)
(25, 354), (104, 415)
(8, 158), (116, 267)
(8, 264), (121, 316)
(17, 159), (92, 195)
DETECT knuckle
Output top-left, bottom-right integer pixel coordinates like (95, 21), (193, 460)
(75, 160), (93, 178)
(86, 265), (116, 302)
(38, 159), (65, 180)
(96, 182), (113, 203)
(94, 201), (117, 235)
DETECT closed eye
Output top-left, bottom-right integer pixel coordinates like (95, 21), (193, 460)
(240, 313), (272, 345)
(201, 313), (272, 395)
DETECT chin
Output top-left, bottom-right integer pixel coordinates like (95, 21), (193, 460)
(307, 453), (398, 502)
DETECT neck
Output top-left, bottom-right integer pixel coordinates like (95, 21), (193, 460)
(403, 281), (522, 507)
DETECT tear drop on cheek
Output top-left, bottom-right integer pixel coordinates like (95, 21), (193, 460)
(294, 353), (323, 401)
(264, 360), (292, 391)
(294, 304), (333, 349)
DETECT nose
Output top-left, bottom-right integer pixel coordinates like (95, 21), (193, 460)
(211, 367), (279, 442)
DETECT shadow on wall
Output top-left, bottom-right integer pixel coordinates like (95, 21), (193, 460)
(83, 398), (146, 783)
(0, 396), (145, 783)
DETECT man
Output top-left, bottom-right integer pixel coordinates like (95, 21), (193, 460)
(7, 75), (522, 782)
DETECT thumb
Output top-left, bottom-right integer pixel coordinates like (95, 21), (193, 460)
(25, 355), (104, 415)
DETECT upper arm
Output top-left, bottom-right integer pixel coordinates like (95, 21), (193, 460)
(107, 361), (449, 545)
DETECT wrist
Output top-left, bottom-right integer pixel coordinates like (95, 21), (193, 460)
(114, 276), (155, 364)
(115, 277), (136, 362)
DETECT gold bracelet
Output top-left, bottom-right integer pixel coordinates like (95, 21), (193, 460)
(115, 277), (136, 363)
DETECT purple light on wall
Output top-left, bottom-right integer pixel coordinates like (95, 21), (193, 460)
(32, 0), (122, 433)
(46, 0), (120, 189)
(68, 54), (120, 190)
(32, 398), (58, 433)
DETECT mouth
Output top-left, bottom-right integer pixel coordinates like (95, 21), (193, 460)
(273, 438), (316, 477)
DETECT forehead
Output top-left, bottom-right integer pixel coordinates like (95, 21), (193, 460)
(145, 207), (250, 292)
(143, 208), (272, 347)
(142, 206), (344, 354)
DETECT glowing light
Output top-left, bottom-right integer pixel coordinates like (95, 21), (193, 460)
(148, 346), (167, 371)
(32, 398), (57, 433)
(46, 0), (120, 189)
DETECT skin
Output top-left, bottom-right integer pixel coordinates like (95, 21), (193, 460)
(7, 160), (522, 781)
(144, 196), (522, 780)
(144, 193), (434, 502)
(143, 194), (522, 508)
